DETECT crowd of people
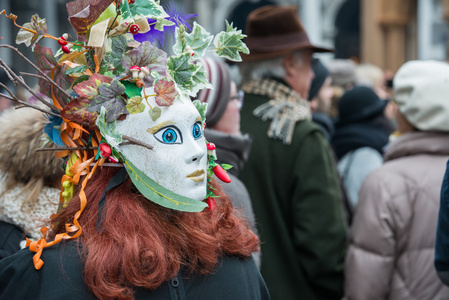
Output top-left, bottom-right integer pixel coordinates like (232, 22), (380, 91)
(1, 1), (449, 300)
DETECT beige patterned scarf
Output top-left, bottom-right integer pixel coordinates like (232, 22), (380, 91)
(241, 78), (311, 145)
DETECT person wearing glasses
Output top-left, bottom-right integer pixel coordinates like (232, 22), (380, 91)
(197, 57), (260, 269)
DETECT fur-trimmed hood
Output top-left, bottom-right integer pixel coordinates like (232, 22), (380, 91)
(0, 107), (63, 185)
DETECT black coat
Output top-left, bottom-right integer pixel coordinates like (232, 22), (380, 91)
(0, 241), (270, 299)
(0, 221), (25, 260)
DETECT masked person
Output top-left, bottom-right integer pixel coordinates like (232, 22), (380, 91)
(0, 1), (269, 299)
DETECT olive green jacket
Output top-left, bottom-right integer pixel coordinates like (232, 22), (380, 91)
(240, 84), (347, 300)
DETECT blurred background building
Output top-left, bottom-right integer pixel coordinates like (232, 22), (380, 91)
(0, 0), (448, 77)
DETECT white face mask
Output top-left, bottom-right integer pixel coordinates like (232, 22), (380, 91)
(115, 92), (207, 201)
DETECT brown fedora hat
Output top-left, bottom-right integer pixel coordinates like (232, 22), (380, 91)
(242, 5), (333, 62)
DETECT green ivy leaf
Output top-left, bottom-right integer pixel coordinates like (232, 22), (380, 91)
(122, 80), (142, 99)
(154, 17), (175, 31)
(126, 96), (145, 114)
(154, 78), (178, 106)
(167, 53), (200, 94)
(173, 22), (213, 58)
(190, 66), (213, 96)
(96, 106), (123, 148)
(149, 106), (161, 121)
(64, 65), (90, 75)
(124, 160), (208, 212)
(121, 0), (168, 22)
(192, 100), (207, 123)
(16, 14), (47, 50)
(213, 21), (249, 62)
(102, 35), (129, 74)
(87, 79), (129, 122)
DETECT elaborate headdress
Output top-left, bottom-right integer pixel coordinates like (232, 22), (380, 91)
(0, 0), (248, 269)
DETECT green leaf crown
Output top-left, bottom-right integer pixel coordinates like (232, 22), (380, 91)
(0, 0), (249, 212)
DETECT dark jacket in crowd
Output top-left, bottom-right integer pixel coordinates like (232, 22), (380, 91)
(240, 80), (347, 300)
(311, 112), (335, 142)
(0, 241), (270, 300)
(436, 160), (449, 287)
(332, 116), (392, 161)
(0, 221), (24, 260)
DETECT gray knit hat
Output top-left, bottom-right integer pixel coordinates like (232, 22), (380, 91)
(197, 57), (231, 128)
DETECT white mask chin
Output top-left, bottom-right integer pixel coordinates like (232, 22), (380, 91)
(115, 91), (207, 201)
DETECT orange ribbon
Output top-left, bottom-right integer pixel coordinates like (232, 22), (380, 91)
(28, 114), (105, 269)
(27, 158), (105, 270)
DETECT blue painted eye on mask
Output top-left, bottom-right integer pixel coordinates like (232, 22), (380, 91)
(154, 126), (182, 144)
(192, 122), (202, 140)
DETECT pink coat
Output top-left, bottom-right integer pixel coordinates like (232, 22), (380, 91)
(345, 132), (449, 300)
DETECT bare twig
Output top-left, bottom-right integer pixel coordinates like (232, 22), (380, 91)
(122, 135), (153, 150)
(20, 72), (45, 80)
(36, 147), (89, 152)
(0, 44), (72, 105)
(0, 59), (60, 112)
(93, 162), (124, 167)
(0, 88), (60, 117)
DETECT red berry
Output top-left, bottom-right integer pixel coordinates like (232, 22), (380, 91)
(129, 0), (135, 3)
(206, 197), (216, 211)
(99, 143), (112, 158)
(130, 24), (140, 34)
(61, 45), (70, 54)
(207, 143), (216, 151)
(58, 38), (67, 46)
(108, 156), (118, 163)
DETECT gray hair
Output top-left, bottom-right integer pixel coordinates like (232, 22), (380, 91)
(239, 51), (305, 83)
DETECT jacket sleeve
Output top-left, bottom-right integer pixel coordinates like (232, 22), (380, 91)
(0, 244), (93, 300)
(435, 160), (449, 286)
(344, 171), (396, 300)
(292, 129), (347, 299)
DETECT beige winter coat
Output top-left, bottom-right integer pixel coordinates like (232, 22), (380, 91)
(345, 131), (449, 300)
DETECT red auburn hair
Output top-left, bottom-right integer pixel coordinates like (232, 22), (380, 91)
(50, 167), (259, 300)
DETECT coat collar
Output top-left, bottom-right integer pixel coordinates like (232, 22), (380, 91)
(384, 131), (449, 162)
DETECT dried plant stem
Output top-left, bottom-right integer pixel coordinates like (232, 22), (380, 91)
(0, 87), (60, 117)
(94, 162), (124, 167)
(37, 136), (153, 153)
(0, 44), (72, 106)
(36, 147), (89, 152)
(122, 135), (153, 150)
